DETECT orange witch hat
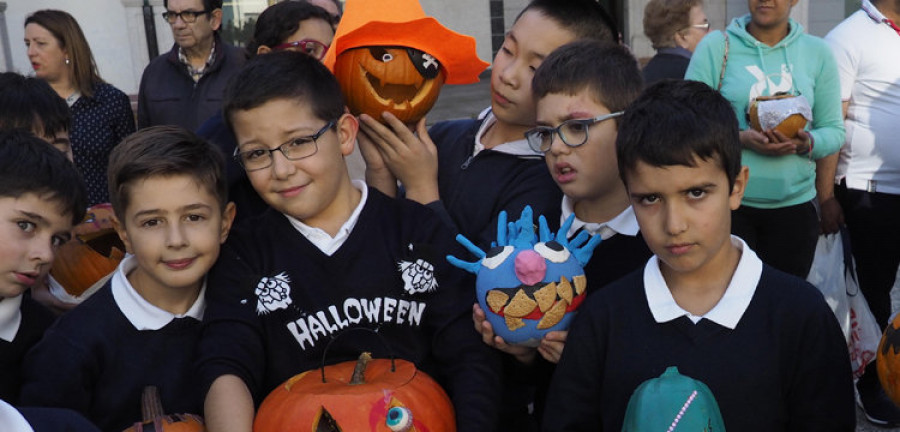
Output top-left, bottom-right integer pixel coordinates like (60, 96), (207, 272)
(322, 0), (489, 85)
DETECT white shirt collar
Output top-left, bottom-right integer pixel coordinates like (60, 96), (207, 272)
(0, 295), (23, 343)
(560, 195), (640, 241)
(862, 0), (887, 23)
(111, 255), (206, 331)
(473, 111), (544, 158)
(644, 236), (762, 329)
(286, 179), (368, 256)
(0, 399), (34, 432)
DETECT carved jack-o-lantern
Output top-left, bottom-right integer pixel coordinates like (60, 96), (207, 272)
(334, 46), (445, 124)
(50, 203), (125, 297)
(878, 313), (900, 406)
(254, 352), (455, 432)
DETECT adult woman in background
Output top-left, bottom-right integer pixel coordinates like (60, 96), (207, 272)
(685, 0), (843, 279)
(642, 0), (709, 86)
(25, 9), (135, 206)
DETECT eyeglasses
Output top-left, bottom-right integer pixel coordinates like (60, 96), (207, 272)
(525, 112), (624, 153)
(162, 9), (209, 24)
(271, 39), (330, 60)
(689, 22), (710, 32)
(234, 121), (335, 171)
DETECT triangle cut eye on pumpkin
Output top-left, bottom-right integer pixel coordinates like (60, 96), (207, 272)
(334, 46), (446, 125)
(253, 352), (456, 432)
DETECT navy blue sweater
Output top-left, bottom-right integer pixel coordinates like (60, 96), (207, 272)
(19, 285), (203, 431)
(0, 296), (54, 404)
(196, 189), (501, 430)
(543, 265), (855, 431)
(428, 117), (562, 248)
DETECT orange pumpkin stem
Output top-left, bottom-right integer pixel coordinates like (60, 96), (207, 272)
(350, 352), (372, 385)
(141, 385), (165, 421)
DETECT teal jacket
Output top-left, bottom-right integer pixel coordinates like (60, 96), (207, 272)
(685, 15), (844, 209)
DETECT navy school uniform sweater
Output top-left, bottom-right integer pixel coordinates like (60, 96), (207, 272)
(0, 295), (54, 404)
(428, 117), (563, 248)
(196, 188), (502, 430)
(542, 264), (855, 431)
(19, 285), (203, 431)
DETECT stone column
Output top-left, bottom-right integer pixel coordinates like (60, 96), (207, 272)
(0, 2), (12, 71)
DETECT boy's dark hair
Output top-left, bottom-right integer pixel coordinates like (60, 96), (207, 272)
(246, 1), (335, 56)
(223, 50), (344, 129)
(616, 80), (741, 189)
(532, 40), (643, 120)
(0, 129), (86, 225)
(108, 125), (228, 222)
(518, 0), (618, 44)
(0, 72), (70, 139)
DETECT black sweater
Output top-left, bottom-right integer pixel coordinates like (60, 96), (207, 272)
(543, 264), (855, 431)
(20, 285), (203, 431)
(428, 117), (562, 248)
(0, 295), (54, 404)
(196, 189), (501, 430)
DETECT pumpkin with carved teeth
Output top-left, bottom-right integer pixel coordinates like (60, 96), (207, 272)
(334, 46), (445, 124)
(253, 352), (455, 432)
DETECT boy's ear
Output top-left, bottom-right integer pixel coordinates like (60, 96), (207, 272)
(256, 45), (272, 55)
(729, 166), (750, 211)
(336, 112), (359, 157)
(111, 215), (133, 255)
(219, 202), (237, 244)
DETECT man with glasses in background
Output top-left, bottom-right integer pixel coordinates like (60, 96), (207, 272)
(137, 0), (246, 131)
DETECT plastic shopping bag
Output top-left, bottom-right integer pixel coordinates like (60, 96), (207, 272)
(807, 227), (881, 379)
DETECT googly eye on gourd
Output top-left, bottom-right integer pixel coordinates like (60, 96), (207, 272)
(482, 245), (514, 269)
(534, 240), (571, 263)
(386, 406), (413, 431)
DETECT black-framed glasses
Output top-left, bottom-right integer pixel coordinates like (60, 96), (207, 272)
(271, 39), (330, 60)
(525, 112), (624, 153)
(162, 9), (209, 24)
(233, 121), (335, 171)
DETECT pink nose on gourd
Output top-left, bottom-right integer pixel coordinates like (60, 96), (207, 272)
(515, 250), (547, 286)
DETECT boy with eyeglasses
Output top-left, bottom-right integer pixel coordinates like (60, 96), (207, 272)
(473, 40), (652, 429)
(543, 79), (854, 432)
(196, 51), (501, 432)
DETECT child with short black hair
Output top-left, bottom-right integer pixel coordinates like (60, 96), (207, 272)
(542, 80), (855, 431)
(472, 39), (652, 431)
(197, 51), (500, 432)
(0, 129), (86, 404)
(20, 126), (236, 431)
(358, 0), (618, 248)
(0, 72), (72, 160)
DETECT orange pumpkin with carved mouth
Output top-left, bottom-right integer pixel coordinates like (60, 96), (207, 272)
(334, 46), (445, 124)
(253, 352), (455, 432)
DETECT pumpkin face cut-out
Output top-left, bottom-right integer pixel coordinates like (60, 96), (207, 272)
(254, 353), (455, 432)
(448, 206), (601, 347)
(877, 313), (900, 406)
(334, 46), (445, 124)
(50, 203), (125, 297)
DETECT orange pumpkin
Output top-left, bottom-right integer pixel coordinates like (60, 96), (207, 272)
(334, 46), (446, 124)
(878, 314), (900, 406)
(748, 94), (809, 139)
(50, 203), (125, 297)
(122, 386), (205, 432)
(254, 352), (456, 432)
